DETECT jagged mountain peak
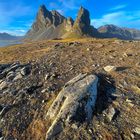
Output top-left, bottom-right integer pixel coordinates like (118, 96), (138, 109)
(38, 4), (51, 17)
(26, 4), (95, 40)
(75, 6), (90, 26)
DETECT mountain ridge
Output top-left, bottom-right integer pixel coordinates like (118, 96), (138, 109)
(0, 32), (22, 40)
(98, 24), (140, 40)
(25, 5), (140, 40)
(26, 5), (98, 40)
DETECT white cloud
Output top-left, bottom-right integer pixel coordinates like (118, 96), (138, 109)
(91, 11), (140, 29)
(49, 0), (85, 14)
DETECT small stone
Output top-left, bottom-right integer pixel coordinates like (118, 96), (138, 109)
(87, 48), (90, 51)
(41, 89), (48, 93)
(13, 72), (23, 81)
(45, 74), (49, 80)
(71, 124), (78, 130)
(134, 127), (140, 135)
(104, 66), (116, 72)
(0, 81), (8, 90)
(123, 52), (132, 57)
(20, 65), (31, 76)
(126, 99), (132, 103)
(106, 107), (116, 121)
(131, 133), (135, 139)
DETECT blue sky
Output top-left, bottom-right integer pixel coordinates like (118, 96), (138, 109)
(0, 0), (140, 35)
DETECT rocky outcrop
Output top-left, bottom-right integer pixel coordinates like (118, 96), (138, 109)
(46, 74), (98, 139)
(0, 62), (31, 91)
(98, 24), (140, 40)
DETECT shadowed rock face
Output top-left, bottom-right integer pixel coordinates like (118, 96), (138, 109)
(73, 6), (91, 34)
(26, 5), (66, 40)
(46, 74), (98, 140)
(32, 5), (53, 31)
(64, 17), (74, 32)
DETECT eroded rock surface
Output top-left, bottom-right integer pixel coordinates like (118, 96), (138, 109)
(46, 73), (98, 139)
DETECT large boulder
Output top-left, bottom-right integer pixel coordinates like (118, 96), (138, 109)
(46, 73), (98, 139)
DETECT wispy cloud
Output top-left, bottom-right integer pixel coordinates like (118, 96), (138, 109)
(0, 3), (32, 24)
(0, 1), (34, 35)
(49, 0), (85, 14)
(110, 4), (127, 11)
(91, 10), (140, 29)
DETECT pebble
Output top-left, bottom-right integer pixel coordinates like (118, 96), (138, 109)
(106, 107), (116, 121)
(104, 65), (116, 72)
(134, 127), (140, 135)
(0, 81), (8, 90)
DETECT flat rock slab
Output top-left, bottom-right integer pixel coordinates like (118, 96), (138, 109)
(46, 73), (98, 139)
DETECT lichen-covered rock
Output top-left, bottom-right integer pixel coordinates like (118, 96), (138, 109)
(46, 73), (98, 139)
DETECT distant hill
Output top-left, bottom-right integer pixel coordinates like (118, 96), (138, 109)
(98, 24), (140, 40)
(0, 33), (22, 40)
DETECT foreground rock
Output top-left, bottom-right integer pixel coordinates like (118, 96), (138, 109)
(46, 74), (98, 139)
(0, 62), (31, 92)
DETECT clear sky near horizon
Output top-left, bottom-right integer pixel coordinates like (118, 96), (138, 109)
(0, 0), (140, 36)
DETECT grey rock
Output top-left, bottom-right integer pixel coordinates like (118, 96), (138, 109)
(13, 72), (23, 81)
(134, 127), (140, 135)
(106, 107), (117, 121)
(20, 65), (31, 76)
(6, 62), (21, 73)
(46, 73), (98, 139)
(6, 71), (15, 81)
(0, 81), (8, 90)
(104, 65), (116, 73)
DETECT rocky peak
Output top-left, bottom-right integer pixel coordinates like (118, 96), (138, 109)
(32, 5), (52, 31)
(26, 5), (94, 40)
(28, 5), (66, 34)
(65, 17), (74, 31)
(74, 6), (90, 27)
(73, 6), (91, 35)
(51, 10), (66, 27)
(38, 5), (50, 17)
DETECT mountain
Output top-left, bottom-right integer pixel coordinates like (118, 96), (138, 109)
(63, 6), (99, 38)
(98, 24), (140, 40)
(26, 5), (140, 40)
(26, 5), (97, 40)
(0, 33), (22, 40)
